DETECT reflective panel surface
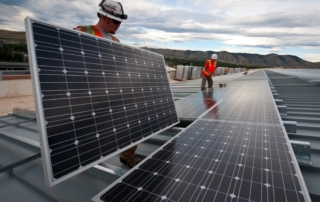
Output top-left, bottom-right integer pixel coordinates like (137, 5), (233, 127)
(175, 86), (238, 119)
(99, 120), (306, 202)
(26, 19), (179, 185)
(201, 100), (281, 125)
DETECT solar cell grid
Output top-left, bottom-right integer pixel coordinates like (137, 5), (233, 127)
(184, 86), (239, 100)
(225, 93), (273, 101)
(235, 78), (268, 81)
(224, 83), (274, 101)
(176, 101), (216, 120)
(240, 81), (269, 85)
(26, 18), (179, 186)
(96, 120), (306, 202)
(175, 85), (242, 119)
(201, 100), (281, 125)
(246, 71), (267, 76)
(176, 102), (212, 117)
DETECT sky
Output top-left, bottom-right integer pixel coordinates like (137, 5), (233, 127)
(0, 0), (319, 62)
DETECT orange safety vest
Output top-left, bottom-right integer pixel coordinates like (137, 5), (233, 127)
(75, 25), (120, 42)
(202, 59), (217, 77)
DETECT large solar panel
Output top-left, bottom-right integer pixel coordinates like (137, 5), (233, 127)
(93, 71), (310, 201)
(175, 85), (241, 120)
(175, 90), (218, 119)
(200, 81), (280, 124)
(25, 17), (179, 186)
(235, 71), (268, 81)
(93, 120), (309, 202)
(225, 84), (274, 101)
(201, 100), (282, 125)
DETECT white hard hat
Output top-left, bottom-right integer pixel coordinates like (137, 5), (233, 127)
(98, 0), (128, 22)
(212, 54), (218, 60)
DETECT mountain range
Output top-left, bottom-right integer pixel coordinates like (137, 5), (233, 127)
(1, 29), (319, 68)
(0, 29), (26, 44)
(144, 48), (320, 69)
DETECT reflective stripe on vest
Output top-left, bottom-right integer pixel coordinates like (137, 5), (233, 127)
(76, 25), (120, 42)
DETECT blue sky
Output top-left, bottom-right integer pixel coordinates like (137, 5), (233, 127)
(0, 0), (319, 62)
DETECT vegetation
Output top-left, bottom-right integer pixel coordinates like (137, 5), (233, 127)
(0, 39), (272, 68)
(0, 41), (27, 62)
(164, 57), (268, 69)
(0, 42), (27, 52)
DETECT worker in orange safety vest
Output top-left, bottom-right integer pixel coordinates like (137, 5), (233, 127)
(225, 67), (229, 75)
(201, 54), (218, 90)
(74, 0), (141, 169)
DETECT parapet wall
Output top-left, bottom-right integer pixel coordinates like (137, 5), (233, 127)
(0, 79), (33, 98)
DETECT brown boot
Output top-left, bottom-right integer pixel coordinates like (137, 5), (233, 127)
(120, 155), (141, 168)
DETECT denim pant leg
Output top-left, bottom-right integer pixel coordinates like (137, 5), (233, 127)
(208, 76), (213, 88)
(201, 76), (207, 90)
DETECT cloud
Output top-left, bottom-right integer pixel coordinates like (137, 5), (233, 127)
(24, 0), (97, 29)
(266, 47), (283, 53)
(0, 3), (35, 31)
(0, 0), (319, 62)
(1, 0), (25, 6)
(120, 0), (320, 50)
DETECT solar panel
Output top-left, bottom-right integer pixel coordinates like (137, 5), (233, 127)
(180, 87), (238, 100)
(175, 90), (218, 120)
(175, 85), (243, 120)
(25, 17), (179, 186)
(223, 81), (274, 101)
(93, 71), (310, 202)
(93, 120), (310, 202)
(235, 71), (268, 81)
(201, 100), (281, 125)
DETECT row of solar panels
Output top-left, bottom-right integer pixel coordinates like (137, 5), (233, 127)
(93, 71), (311, 202)
(215, 67), (246, 75)
(175, 65), (247, 81)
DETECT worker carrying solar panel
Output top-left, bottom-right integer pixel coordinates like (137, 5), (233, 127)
(74, 0), (126, 42)
(201, 54), (217, 91)
(74, 0), (141, 169)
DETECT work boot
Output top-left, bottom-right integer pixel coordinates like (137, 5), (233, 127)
(120, 155), (141, 168)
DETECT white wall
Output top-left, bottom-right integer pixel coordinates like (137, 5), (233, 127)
(0, 79), (33, 98)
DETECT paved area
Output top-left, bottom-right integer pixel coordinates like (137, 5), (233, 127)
(0, 95), (35, 116)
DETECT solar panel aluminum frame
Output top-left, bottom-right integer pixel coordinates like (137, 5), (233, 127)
(24, 17), (179, 187)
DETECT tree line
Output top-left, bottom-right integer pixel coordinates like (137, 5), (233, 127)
(164, 57), (268, 69)
(0, 41), (27, 62)
(0, 41), (269, 69)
